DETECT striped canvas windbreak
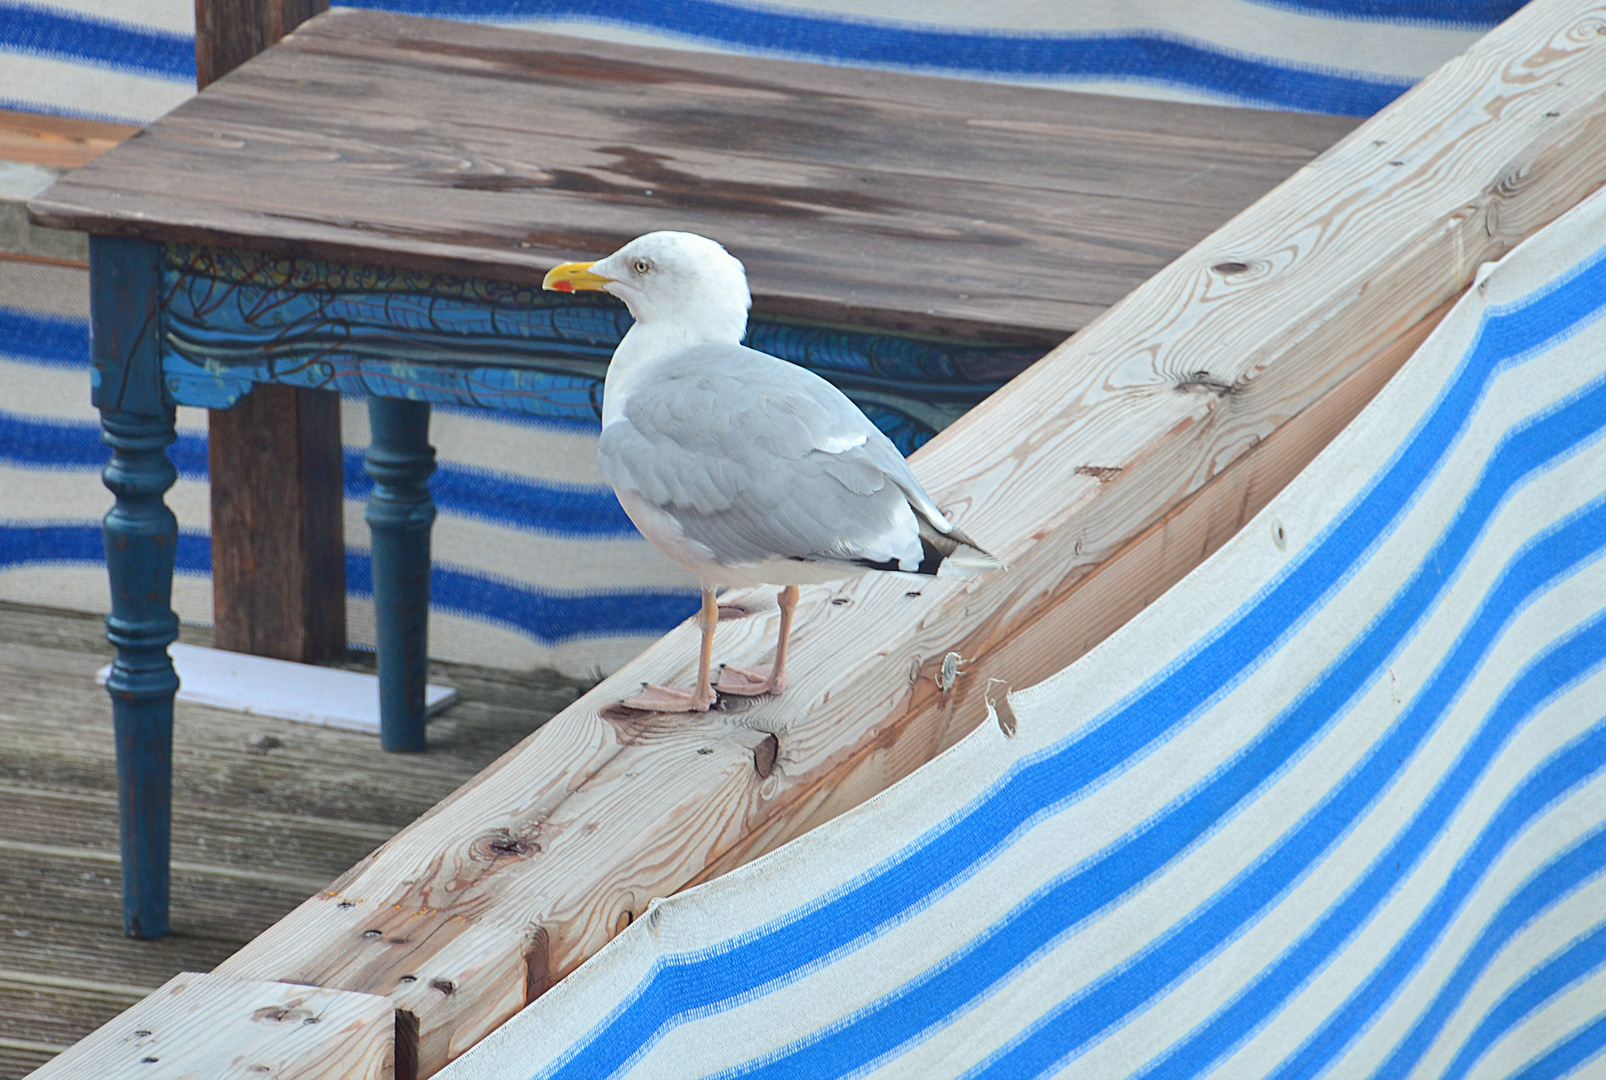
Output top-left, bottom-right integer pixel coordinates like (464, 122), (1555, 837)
(2, 0), (1525, 125)
(439, 179), (1606, 1077)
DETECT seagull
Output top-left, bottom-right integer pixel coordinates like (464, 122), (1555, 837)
(544, 232), (1002, 713)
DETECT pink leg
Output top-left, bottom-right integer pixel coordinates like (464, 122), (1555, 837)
(624, 587), (718, 713)
(717, 584), (799, 697)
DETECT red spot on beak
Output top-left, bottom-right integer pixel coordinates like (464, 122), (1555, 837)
(552, 280), (574, 292)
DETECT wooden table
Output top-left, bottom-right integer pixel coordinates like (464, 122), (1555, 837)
(28, 7), (1356, 938)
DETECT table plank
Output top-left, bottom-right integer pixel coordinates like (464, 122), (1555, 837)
(30, 8), (1357, 340)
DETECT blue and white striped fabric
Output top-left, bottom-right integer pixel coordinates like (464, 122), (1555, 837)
(439, 182), (1606, 1076)
(0, 257), (702, 676)
(3, 0), (1528, 125)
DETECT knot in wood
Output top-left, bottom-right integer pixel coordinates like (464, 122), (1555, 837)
(251, 1004), (314, 1025)
(1175, 370), (1236, 396)
(471, 829), (539, 862)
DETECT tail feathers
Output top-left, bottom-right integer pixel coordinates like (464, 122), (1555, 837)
(936, 542), (1007, 577)
(917, 519), (1006, 577)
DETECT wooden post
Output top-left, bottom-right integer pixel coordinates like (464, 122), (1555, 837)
(208, 383), (347, 662)
(91, 235), (179, 939)
(196, 0), (345, 665)
(363, 396), (437, 753)
(194, 0), (329, 90)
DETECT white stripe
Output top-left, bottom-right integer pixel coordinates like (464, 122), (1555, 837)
(345, 594), (660, 679)
(342, 399), (609, 489)
(0, 53), (191, 123)
(25, 0), (194, 35)
(0, 562), (659, 680)
(0, 260), (88, 317)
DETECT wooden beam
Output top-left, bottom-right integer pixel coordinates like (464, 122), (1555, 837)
(86, 0), (1606, 1074)
(194, 0), (347, 665)
(208, 383), (347, 663)
(24, 972), (393, 1080)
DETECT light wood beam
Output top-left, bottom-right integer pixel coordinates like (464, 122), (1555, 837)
(23, 972), (393, 1080)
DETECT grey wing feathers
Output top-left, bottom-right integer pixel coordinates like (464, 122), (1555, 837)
(599, 343), (956, 571)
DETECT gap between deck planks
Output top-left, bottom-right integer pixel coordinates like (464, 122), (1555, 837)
(151, 2), (1606, 1077)
(0, 601), (585, 1079)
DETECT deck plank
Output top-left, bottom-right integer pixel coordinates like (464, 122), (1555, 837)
(0, 600), (583, 1078)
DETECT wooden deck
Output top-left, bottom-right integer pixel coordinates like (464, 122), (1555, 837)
(0, 600), (585, 1079)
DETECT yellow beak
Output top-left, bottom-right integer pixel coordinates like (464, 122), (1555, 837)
(542, 261), (613, 293)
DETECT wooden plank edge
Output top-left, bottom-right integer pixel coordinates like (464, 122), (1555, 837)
(22, 972), (393, 1080)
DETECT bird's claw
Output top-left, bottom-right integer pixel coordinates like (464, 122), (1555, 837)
(621, 683), (716, 713)
(715, 664), (787, 697)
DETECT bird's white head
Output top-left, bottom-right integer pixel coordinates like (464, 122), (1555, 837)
(543, 232), (751, 345)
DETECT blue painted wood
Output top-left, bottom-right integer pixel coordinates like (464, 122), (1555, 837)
(364, 396), (437, 752)
(91, 236), (180, 939)
(160, 243), (1046, 455)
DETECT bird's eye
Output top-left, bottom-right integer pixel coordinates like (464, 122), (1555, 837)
(632, 258), (651, 274)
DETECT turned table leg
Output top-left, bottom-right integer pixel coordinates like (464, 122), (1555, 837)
(364, 396), (436, 752)
(91, 236), (180, 938)
(101, 410), (180, 938)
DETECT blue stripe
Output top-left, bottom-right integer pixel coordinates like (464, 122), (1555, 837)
(0, 306), (89, 368)
(1440, 921), (1606, 1080)
(1254, 0), (1523, 27)
(345, 0), (1408, 115)
(0, 2), (192, 80)
(0, 410), (639, 539)
(1370, 828), (1606, 1079)
(0, 96), (146, 126)
(533, 242), (1606, 1079)
(339, 450), (636, 538)
(1139, 539), (1606, 1080)
(0, 524), (697, 644)
(0, 413), (207, 476)
(1509, 1011), (1606, 1080)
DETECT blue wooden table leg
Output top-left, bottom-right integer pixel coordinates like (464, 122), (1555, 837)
(91, 236), (179, 938)
(364, 396), (436, 752)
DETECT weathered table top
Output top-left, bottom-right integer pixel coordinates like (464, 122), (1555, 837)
(31, 8), (1359, 343)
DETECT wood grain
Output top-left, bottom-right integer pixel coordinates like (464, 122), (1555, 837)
(23, 972), (393, 1080)
(0, 110), (137, 170)
(29, 9), (1356, 341)
(195, 0), (328, 89)
(208, 383), (346, 664)
(190, 2), (1606, 1075)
